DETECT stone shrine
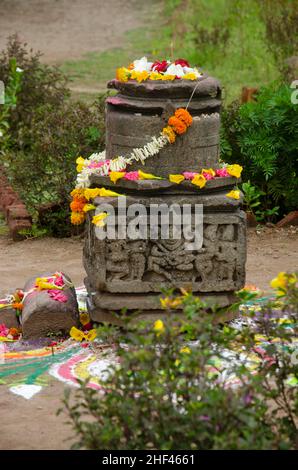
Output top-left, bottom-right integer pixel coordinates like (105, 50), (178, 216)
(83, 75), (246, 323)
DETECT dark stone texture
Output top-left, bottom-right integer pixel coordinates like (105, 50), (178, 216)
(106, 76), (222, 178)
(21, 273), (79, 339)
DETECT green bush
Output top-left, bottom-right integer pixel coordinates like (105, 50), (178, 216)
(61, 275), (298, 450)
(221, 82), (298, 220)
(0, 35), (69, 150)
(0, 37), (106, 236)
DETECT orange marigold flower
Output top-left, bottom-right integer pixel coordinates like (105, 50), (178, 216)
(162, 126), (176, 143)
(70, 198), (86, 212)
(12, 303), (23, 310)
(71, 212), (85, 225)
(174, 108), (193, 127)
(168, 116), (187, 135)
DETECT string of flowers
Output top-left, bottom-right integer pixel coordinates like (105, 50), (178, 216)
(116, 57), (202, 83)
(74, 108), (193, 189)
(70, 164), (243, 225)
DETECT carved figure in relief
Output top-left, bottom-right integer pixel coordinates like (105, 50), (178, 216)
(216, 225), (237, 282)
(129, 240), (147, 280)
(194, 224), (218, 283)
(147, 238), (195, 281)
(106, 240), (130, 280)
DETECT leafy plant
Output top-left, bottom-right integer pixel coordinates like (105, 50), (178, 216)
(221, 82), (298, 221)
(61, 275), (298, 450)
(241, 181), (264, 214)
(0, 37), (106, 236)
(0, 56), (23, 152)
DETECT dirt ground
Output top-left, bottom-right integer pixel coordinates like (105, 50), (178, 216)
(1, 227), (297, 297)
(0, 0), (297, 452)
(0, 0), (148, 64)
(0, 227), (297, 450)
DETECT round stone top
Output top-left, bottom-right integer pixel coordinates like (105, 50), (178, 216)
(107, 74), (221, 100)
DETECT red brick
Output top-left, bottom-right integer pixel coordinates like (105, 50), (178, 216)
(8, 219), (32, 241)
(276, 211), (298, 227)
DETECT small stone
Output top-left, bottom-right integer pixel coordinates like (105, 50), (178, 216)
(21, 272), (79, 339)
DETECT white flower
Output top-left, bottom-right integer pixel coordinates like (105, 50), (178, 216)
(16, 67), (23, 73)
(133, 57), (153, 72)
(0, 129), (3, 137)
(166, 63), (184, 77)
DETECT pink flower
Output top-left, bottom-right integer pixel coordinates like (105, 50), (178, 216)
(88, 160), (108, 169)
(48, 290), (68, 303)
(124, 171), (140, 181)
(0, 323), (9, 337)
(202, 172), (215, 180)
(54, 276), (64, 287)
(183, 172), (197, 180)
(215, 168), (229, 177)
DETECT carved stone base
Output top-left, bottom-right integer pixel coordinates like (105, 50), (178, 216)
(86, 295), (239, 326)
(83, 178), (246, 324)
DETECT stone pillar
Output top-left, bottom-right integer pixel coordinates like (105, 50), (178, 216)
(83, 76), (246, 324)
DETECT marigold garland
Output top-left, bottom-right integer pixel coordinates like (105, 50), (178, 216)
(168, 116), (187, 135)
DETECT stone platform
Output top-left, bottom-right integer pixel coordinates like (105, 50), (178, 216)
(83, 177), (246, 324)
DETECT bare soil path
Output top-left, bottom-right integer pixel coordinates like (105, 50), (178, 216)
(0, 0), (149, 64)
(1, 227), (297, 298)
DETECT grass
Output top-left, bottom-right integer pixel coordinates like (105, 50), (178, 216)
(60, 0), (280, 104)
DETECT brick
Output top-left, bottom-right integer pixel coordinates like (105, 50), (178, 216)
(276, 211), (298, 228)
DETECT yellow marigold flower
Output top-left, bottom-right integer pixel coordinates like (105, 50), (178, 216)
(227, 164), (243, 178)
(71, 212), (85, 225)
(180, 346), (191, 354)
(191, 174), (206, 189)
(202, 168), (216, 177)
(182, 73), (197, 80)
(70, 327), (85, 341)
(160, 297), (182, 309)
(99, 188), (123, 197)
(138, 170), (162, 180)
(160, 74), (176, 81)
(226, 190), (240, 200)
(70, 188), (85, 199)
(85, 329), (97, 341)
(84, 188), (102, 201)
(76, 156), (86, 173)
(149, 72), (164, 80)
(153, 319), (165, 335)
(109, 171), (126, 184)
(35, 278), (60, 291)
(116, 67), (131, 82)
(83, 203), (96, 212)
(131, 70), (150, 82)
(271, 272), (287, 290)
(80, 312), (91, 326)
(169, 174), (185, 184)
(92, 212), (109, 227)
(162, 125), (176, 143)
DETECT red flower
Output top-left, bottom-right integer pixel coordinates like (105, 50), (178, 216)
(174, 58), (190, 68)
(152, 60), (168, 73)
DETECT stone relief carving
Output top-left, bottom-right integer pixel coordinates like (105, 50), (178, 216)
(103, 223), (241, 289)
